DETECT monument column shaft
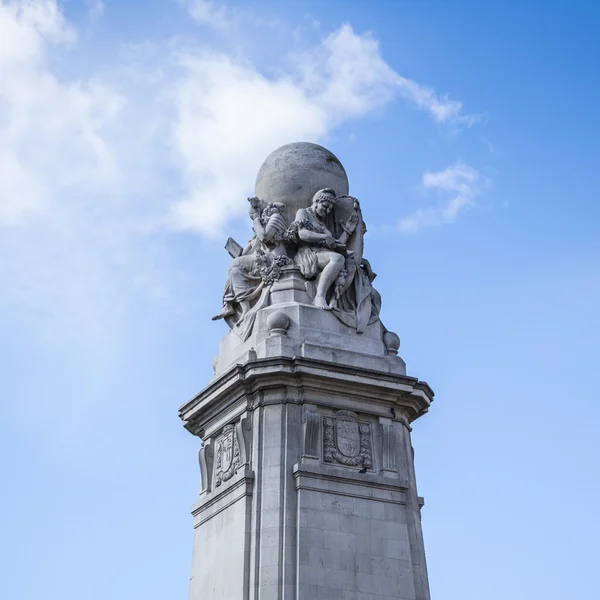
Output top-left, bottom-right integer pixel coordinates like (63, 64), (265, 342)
(181, 359), (432, 600)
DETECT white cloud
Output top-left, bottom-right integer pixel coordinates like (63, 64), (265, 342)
(0, 0), (483, 354)
(171, 52), (328, 233)
(85, 0), (105, 24)
(0, 0), (173, 352)
(296, 24), (477, 126)
(180, 0), (228, 28)
(397, 163), (489, 233)
(171, 23), (479, 234)
(0, 0), (75, 65)
(395, 77), (481, 126)
(293, 24), (399, 119)
(0, 0), (122, 225)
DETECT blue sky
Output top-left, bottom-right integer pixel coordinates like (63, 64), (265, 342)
(1, 1), (599, 599)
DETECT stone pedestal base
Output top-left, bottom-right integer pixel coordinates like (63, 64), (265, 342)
(213, 267), (406, 378)
(180, 356), (433, 600)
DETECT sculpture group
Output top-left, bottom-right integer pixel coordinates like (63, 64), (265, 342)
(184, 143), (432, 600)
(213, 188), (382, 340)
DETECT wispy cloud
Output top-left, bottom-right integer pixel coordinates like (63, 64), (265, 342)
(179, 0), (228, 28)
(394, 76), (482, 126)
(0, 0), (483, 355)
(0, 0), (175, 354)
(0, 0), (122, 226)
(171, 22), (480, 234)
(293, 25), (479, 125)
(397, 163), (490, 233)
(170, 24), (407, 234)
(168, 4), (481, 234)
(85, 0), (105, 25)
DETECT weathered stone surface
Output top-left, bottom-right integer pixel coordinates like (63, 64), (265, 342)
(181, 354), (433, 600)
(212, 265), (406, 380)
(214, 143), (383, 336)
(181, 142), (434, 599)
(255, 142), (349, 225)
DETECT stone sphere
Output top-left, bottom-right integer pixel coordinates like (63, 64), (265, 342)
(383, 331), (401, 355)
(255, 142), (349, 224)
(266, 310), (290, 336)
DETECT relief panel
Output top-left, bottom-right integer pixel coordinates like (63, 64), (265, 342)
(323, 410), (372, 469)
(214, 424), (241, 487)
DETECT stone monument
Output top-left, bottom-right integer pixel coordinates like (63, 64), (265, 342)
(179, 142), (434, 599)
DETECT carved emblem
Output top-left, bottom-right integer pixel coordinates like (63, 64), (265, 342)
(336, 417), (360, 457)
(323, 411), (372, 469)
(214, 424), (241, 486)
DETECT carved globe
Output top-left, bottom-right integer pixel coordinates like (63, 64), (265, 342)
(266, 310), (290, 336)
(255, 142), (350, 224)
(383, 331), (401, 355)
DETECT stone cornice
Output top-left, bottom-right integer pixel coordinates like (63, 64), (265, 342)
(179, 356), (434, 437)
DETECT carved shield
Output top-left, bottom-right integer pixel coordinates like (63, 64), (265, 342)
(220, 428), (234, 472)
(336, 418), (360, 458)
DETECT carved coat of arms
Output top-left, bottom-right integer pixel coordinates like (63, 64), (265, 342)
(214, 424), (241, 486)
(323, 411), (372, 469)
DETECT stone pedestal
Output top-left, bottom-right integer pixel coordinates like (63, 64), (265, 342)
(179, 271), (434, 599)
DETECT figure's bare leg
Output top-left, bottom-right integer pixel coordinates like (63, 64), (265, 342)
(310, 272), (322, 299)
(314, 252), (344, 309)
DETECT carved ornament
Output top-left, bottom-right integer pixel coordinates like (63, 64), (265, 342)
(214, 424), (241, 486)
(323, 410), (372, 469)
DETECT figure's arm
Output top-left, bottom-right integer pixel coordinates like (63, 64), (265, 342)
(253, 216), (267, 241)
(287, 209), (336, 248)
(247, 196), (268, 241)
(262, 212), (285, 243)
(337, 211), (359, 245)
(298, 228), (331, 244)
